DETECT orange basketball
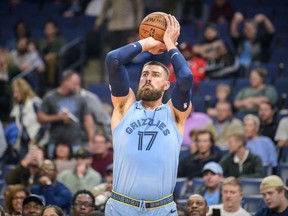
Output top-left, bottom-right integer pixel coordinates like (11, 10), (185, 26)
(139, 12), (168, 42)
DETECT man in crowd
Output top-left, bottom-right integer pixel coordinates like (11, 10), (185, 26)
(207, 176), (250, 216)
(22, 194), (45, 216)
(186, 194), (209, 216)
(254, 175), (288, 216)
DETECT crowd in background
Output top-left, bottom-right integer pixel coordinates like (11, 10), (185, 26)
(0, 0), (288, 215)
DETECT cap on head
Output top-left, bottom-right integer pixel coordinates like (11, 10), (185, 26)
(202, 162), (223, 175)
(23, 195), (45, 207)
(75, 147), (91, 159)
(260, 175), (288, 192)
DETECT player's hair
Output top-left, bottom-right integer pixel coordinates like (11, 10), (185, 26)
(143, 61), (169, 77)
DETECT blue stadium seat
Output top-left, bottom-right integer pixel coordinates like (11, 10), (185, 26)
(279, 147), (288, 163)
(176, 198), (188, 207)
(232, 78), (250, 96)
(197, 79), (233, 97)
(41, 2), (66, 16)
(189, 177), (204, 194)
(245, 7), (273, 20)
(191, 96), (207, 113)
(80, 15), (97, 30)
(239, 177), (263, 195)
(61, 28), (85, 41)
(88, 83), (112, 105)
(178, 23), (198, 45)
(274, 78), (288, 96)
(277, 163), (288, 182)
(179, 146), (190, 161)
(242, 194), (265, 214)
(174, 177), (188, 200)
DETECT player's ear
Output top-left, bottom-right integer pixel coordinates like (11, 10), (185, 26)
(164, 80), (170, 91)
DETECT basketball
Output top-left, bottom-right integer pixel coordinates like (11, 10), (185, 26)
(139, 12), (168, 42)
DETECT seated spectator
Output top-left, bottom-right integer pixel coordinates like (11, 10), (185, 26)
(71, 190), (95, 216)
(37, 20), (66, 87)
(5, 145), (44, 187)
(209, 0), (235, 24)
(9, 38), (45, 90)
(87, 211), (105, 216)
(10, 78), (48, 160)
(182, 108), (211, 147)
(207, 83), (232, 117)
(41, 204), (64, 216)
(5, 19), (31, 51)
(186, 194), (209, 216)
(254, 175), (288, 216)
(52, 140), (76, 173)
(57, 147), (102, 195)
(30, 159), (72, 214)
(4, 184), (30, 216)
(193, 24), (239, 79)
(168, 43), (206, 87)
(234, 68), (278, 114)
(220, 133), (264, 178)
(88, 131), (113, 177)
(244, 114), (277, 168)
(207, 177), (250, 216)
(0, 48), (10, 84)
(205, 101), (243, 148)
(275, 116), (288, 148)
(85, 0), (105, 17)
(178, 130), (222, 179)
(22, 195), (45, 216)
(196, 162), (223, 206)
(258, 102), (278, 144)
(231, 12), (275, 68)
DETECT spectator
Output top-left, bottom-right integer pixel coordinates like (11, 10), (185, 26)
(254, 175), (288, 216)
(182, 108), (211, 147)
(87, 211), (105, 216)
(5, 19), (31, 51)
(176, 204), (190, 216)
(196, 162), (223, 206)
(178, 130), (221, 179)
(92, 163), (113, 211)
(30, 159), (72, 213)
(0, 48), (10, 84)
(89, 131), (113, 177)
(275, 117), (288, 148)
(5, 145), (44, 187)
(207, 177), (250, 216)
(37, 70), (94, 158)
(234, 68), (278, 114)
(71, 190), (95, 216)
(258, 102), (278, 144)
(244, 114), (277, 168)
(207, 83), (232, 117)
(85, 0), (105, 17)
(209, 0), (235, 24)
(205, 101), (243, 149)
(9, 37), (45, 90)
(193, 23), (239, 79)
(57, 147), (102, 195)
(231, 12), (275, 68)
(41, 204), (64, 216)
(37, 20), (66, 87)
(22, 195), (45, 216)
(4, 184), (30, 216)
(95, 0), (144, 50)
(168, 42), (206, 87)
(75, 82), (112, 138)
(53, 140), (76, 173)
(186, 194), (209, 216)
(10, 78), (48, 160)
(220, 132), (264, 178)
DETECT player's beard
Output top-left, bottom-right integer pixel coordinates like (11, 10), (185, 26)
(137, 85), (163, 101)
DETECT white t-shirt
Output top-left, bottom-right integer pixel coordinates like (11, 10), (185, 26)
(207, 204), (251, 216)
(275, 117), (288, 141)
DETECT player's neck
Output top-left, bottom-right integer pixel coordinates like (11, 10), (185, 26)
(141, 100), (162, 110)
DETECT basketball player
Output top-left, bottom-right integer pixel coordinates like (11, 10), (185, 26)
(105, 15), (193, 215)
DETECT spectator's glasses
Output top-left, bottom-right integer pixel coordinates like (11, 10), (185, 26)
(41, 165), (55, 171)
(73, 202), (94, 208)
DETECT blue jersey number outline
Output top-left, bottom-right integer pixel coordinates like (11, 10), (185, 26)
(138, 131), (158, 151)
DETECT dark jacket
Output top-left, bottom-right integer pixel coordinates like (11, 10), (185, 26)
(178, 152), (222, 179)
(220, 151), (264, 178)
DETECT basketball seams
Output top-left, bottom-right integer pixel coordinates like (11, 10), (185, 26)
(140, 23), (166, 32)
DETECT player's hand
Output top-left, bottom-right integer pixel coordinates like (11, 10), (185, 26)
(163, 15), (180, 50)
(140, 37), (166, 54)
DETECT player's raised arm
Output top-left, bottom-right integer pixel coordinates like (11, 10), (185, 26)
(164, 15), (193, 123)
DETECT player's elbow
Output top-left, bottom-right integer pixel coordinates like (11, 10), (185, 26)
(105, 50), (122, 73)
